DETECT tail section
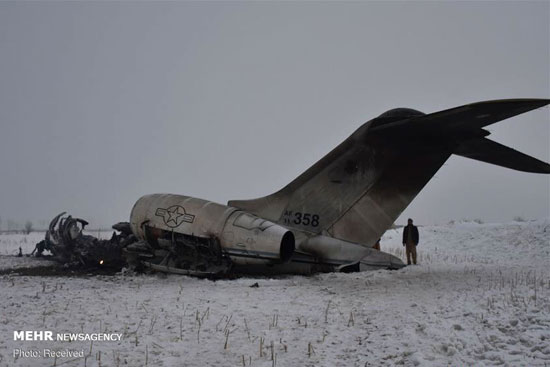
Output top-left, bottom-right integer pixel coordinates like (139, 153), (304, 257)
(229, 99), (549, 247)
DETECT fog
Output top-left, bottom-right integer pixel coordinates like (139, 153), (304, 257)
(0, 2), (548, 229)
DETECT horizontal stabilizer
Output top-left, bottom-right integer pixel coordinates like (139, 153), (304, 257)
(372, 99), (550, 134)
(455, 138), (550, 174)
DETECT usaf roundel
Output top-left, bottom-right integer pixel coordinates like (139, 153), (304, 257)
(155, 205), (195, 228)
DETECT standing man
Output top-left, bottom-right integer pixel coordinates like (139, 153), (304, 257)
(373, 238), (381, 251)
(402, 218), (419, 265)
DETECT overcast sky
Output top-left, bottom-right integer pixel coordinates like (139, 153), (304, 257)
(0, 1), (548, 229)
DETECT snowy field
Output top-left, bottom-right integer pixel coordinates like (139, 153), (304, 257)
(1, 220), (549, 367)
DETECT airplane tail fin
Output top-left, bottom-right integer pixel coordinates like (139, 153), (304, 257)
(229, 99), (549, 247)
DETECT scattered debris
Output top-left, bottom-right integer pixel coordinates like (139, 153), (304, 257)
(31, 212), (135, 270)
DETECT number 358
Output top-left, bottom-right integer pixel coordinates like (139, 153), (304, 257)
(293, 212), (319, 227)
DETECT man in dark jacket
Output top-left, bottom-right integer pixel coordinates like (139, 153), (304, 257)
(402, 218), (419, 265)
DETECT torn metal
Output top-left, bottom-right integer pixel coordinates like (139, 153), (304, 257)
(33, 212), (134, 270)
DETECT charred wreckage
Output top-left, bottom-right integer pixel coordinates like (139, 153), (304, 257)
(33, 213), (134, 271)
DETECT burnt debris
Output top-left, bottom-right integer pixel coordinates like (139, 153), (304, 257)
(32, 212), (135, 270)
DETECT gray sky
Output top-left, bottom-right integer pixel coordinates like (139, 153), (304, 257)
(0, 1), (548, 229)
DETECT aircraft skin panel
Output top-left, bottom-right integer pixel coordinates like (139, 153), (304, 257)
(276, 138), (385, 234)
(328, 149), (452, 246)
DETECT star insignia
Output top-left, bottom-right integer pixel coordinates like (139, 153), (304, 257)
(155, 205), (195, 228)
(166, 206), (184, 225)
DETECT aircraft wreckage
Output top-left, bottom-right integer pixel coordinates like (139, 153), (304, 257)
(35, 99), (550, 277)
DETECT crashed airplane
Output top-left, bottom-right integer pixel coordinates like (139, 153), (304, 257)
(38, 99), (550, 276)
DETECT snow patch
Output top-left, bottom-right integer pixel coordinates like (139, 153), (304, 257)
(0, 221), (549, 366)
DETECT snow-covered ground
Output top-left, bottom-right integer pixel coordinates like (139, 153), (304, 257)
(1, 220), (549, 366)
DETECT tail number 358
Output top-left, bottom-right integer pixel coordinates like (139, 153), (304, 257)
(294, 212), (320, 227)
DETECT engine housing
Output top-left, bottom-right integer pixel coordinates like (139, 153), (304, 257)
(129, 194), (295, 266)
